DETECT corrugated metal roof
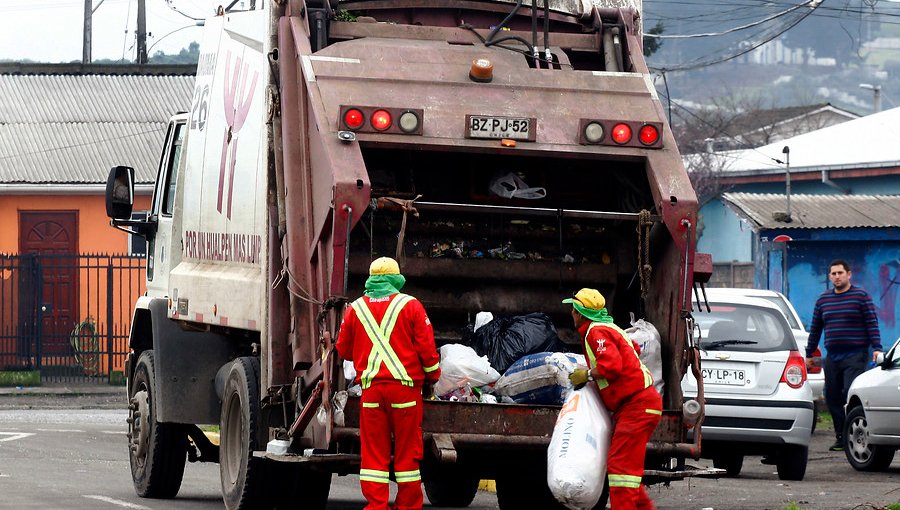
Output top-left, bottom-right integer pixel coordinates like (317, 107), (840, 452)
(722, 192), (900, 229)
(0, 73), (193, 184)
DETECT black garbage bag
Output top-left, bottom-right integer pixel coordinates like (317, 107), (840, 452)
(470, 312), (568, 374)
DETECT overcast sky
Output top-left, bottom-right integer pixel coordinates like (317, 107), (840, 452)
(0, 0), (235, 63)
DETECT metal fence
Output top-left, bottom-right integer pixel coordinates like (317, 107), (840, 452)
(0, 254), (146, 384)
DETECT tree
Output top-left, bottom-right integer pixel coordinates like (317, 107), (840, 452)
(149, 42), (200, 65)
(643, 22), (664, 57)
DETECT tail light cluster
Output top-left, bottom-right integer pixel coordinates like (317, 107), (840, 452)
(339, 106), (424, 135)
(780, 351), (808, 389)
(578, 119), (664, 149)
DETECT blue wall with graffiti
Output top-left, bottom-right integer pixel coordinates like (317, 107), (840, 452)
(757, 228), (900, 355)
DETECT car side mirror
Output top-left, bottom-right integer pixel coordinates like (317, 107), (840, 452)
(876, 351), (886, 367)
(106, 165), (135, 220)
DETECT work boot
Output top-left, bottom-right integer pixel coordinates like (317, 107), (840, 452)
(828, 439), (844, 452)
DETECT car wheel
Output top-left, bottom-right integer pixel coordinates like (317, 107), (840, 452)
(844, 405), (896, 472)
(776, 444), (807, 481)
(713, 453), (744, 477)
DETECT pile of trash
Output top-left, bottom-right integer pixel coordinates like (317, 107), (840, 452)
(343, 312), (664, 409)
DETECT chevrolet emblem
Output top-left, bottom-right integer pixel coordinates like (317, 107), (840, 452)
(715, 354), (731, 360)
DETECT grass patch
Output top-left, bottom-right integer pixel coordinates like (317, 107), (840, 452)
(886, 504), (900, 510)
(817, 410), (834, 432)
(108, 371), (126, 386)
(199, 425), (220, 433)
(0, 370), (40, 387)
(783, 503), (806, 510)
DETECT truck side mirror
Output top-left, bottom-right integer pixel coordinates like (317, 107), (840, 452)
(106, 166), (135, 220)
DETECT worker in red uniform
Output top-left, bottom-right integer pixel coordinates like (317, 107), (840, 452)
(565, 288), (662, 510)
(336, 257), (441, 510)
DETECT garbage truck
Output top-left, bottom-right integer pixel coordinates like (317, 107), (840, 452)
(105, 1), (715, 508)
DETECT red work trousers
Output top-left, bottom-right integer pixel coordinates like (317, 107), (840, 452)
(359, 383), (424, 510)
(607, 386), (662, 510)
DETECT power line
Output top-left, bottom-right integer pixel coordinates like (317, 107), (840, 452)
(0, 127), (162, 162)
(645, 0), (815, 39)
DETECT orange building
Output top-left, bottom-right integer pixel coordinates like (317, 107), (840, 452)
(0, 64), (194, 379)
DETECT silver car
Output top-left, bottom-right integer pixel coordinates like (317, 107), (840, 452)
(700, 287), (824, 400)
(684, 296), (815, 481)
(844, 336), (900, 471)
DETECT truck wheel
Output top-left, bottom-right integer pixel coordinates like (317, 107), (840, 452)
(713, 453), (744, 477)
(272, 466), (332, 510)
(220, 356), (266, 510)
(496, 474), (567, 510)
(128, 350), (188, 498)
(845, 405), (895, 471)
(776, 444), (808, 481)
(424, 465), (479, 507)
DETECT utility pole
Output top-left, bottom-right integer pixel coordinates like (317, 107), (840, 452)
(859, 83), (881, 114)
(83, 0), (92, 63)
(137, 0), (148, 64)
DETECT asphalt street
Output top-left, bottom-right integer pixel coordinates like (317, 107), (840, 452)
(1, 389), (898, 509)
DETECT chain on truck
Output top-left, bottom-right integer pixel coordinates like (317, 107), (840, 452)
(105, 1), (717, 508)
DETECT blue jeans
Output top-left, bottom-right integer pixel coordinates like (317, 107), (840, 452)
(824, 351), (868, 441)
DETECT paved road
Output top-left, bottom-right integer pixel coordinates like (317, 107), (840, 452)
(0, 409), (500, 510)
(1, 401), (898, 509)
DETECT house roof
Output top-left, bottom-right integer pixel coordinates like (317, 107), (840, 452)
(725, 103), (858, 140)
(722, 192), (900, 229)
(0, 68), (194, 185)
(705, 106), (900, 175)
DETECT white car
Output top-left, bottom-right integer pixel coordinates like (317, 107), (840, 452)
(684, 295), (814, 481)
(844, 336), (900, 471)
(700, 288), (824, 400)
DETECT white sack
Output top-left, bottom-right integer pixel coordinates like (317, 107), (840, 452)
(547, 384), (611, 510)
(626, 314), (665, 396)
(434, 344), (501, 397)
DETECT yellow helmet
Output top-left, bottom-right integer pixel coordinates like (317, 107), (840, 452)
(562, 288), (606, 311)
(369, 257), (400, 276)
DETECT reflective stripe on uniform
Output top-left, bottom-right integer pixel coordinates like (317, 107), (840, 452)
(390, 401), (417, 409)
(581, 330), (610, 390)
(586, 322), (653, 389)
(423, 362), (440, 373)
(360, 468), (391, 484)
(394, 469), (421, 483)
(608, 473), (642, 488)
(352, 295), (415, 388)
(645, 408), (662, 415)
(362, 402), (380, 408)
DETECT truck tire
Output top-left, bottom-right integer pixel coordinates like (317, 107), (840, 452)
(776, 444), (808, 481)
(713, 453), (744, 477)
(496, 474), (567, 510)
(220, 356), (266, 510)
(423, 465), (479, 507)
(845, 405), (896, 472)
(272, 466), (332, 510)
(128, 350), (188, 498)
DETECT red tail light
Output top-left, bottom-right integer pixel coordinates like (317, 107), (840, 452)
(611, 123), (632, 144)
(638, 124), (659, 145)
(343, 108), (364, 130)
(371, 110), (392, 131)
(780, 351), (807, 389)
(808, 347), (823, 374)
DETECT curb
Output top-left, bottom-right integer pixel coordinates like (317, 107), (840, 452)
(479, 479), (497, 493)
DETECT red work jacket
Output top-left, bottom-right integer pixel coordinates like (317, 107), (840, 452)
(336, 293), (441, 388)
(579, 321), (655, 413)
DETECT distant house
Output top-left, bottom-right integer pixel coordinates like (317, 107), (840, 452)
(0, 63), (194, 256)
(0, 64), (193, 378)
(693, 106), (900, 286)
(721, 192), (900, 346)
(703, 103), (858, 152)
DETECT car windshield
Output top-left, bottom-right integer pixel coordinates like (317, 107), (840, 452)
(696, 303), (794, 352)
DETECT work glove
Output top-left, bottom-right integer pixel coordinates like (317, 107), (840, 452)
(569, 368), (592, 390)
